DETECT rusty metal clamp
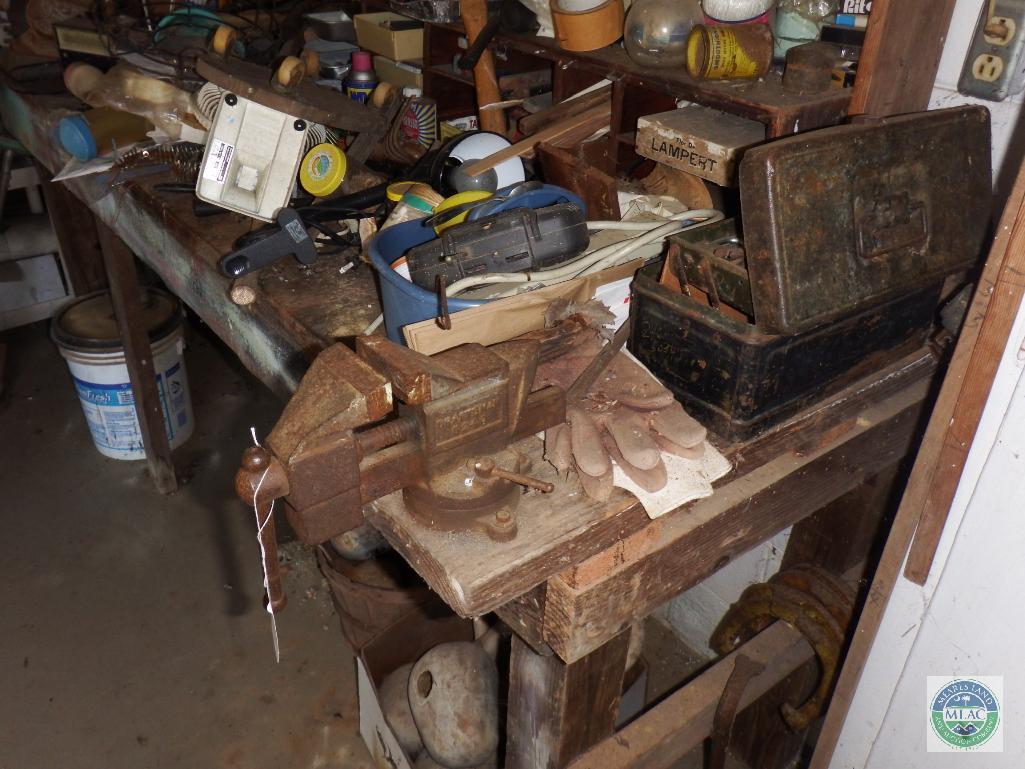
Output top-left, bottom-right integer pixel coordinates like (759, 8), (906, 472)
(710, 564), (856, 731)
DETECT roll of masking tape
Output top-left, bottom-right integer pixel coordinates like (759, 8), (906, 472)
(550, 0), (624, 52)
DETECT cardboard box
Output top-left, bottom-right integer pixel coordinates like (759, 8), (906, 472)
(355, 12), (424, 62)
(358, 611), (474, 769)
(373, 55), (424, 90)
(636, 105), (765, 187)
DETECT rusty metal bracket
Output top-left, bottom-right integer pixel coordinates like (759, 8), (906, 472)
(709, 654), (766, 769)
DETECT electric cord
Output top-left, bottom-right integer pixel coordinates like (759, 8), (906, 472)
(444, 209), (724, 297)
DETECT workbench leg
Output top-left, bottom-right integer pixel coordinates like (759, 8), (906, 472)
(37, 166), (108, 295)
(95, 219), (178, 494)
(728, 466), (906, 769)
(506, 629), (630, 769)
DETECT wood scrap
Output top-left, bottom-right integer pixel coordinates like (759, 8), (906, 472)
(460, 103), (612, 178)
(519, 83), (613, 135)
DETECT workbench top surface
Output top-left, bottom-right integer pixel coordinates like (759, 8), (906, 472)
(368, 346), (936, 658)
(0, 82), (376, 399)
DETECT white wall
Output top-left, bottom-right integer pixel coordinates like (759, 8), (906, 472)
(828, 6), (1025, 764)
(829, 265), (1025, 769)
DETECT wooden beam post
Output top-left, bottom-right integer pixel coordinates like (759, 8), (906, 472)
(37, 167), (108, 295)
(95, 219), (178, 494)
(506, 629), (630, 769)
(849, 0), (958, 116)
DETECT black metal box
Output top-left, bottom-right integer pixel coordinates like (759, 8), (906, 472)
(630, 107), (992, 440)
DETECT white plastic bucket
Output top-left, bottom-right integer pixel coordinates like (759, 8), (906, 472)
(53, 290), (194, 461)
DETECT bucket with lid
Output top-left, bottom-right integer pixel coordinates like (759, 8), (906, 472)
(51, 289), (194, 460)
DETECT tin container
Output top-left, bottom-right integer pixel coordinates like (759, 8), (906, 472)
(630, 106), (992, 440)
(686, 23), (773, 80)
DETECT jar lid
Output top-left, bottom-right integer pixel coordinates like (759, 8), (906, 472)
(58, 115), (97, 162)
(299, 143), (347, 197)
(51, 289), (182, 351)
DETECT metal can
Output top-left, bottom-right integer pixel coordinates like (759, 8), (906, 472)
(686, 23), (773, 80)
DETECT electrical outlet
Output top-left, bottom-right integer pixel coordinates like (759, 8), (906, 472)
(959, 0), (1025, 100)
(972, 53), (1005, 81)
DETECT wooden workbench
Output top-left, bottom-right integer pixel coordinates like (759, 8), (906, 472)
(364, 346), (934, 769)
(0, 82), (379, 401)
(3, 71), (935, 769)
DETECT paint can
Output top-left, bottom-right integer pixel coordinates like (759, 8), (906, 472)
(686, 23), (773, 80)
(51, 289), (194, 461)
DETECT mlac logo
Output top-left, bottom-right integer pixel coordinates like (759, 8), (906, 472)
(927, 676), (1003, 752)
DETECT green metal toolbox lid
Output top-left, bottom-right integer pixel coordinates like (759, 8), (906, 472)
(739, 106), (991, 335)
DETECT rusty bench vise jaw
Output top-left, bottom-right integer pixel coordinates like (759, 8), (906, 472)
(235, 335), (566, 576)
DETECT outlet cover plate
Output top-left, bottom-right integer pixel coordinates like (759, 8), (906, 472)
(959, 0), (1025, 101)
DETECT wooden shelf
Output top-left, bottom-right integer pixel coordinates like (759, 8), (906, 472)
(425, 22), (851, 136)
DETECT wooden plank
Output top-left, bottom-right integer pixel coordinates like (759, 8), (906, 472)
(519, 83), (613, 135)
(95, 219), (178, 494)
(37, 166), (107, 294)
(506, 629), (630, 769)
(808, 159), (1025, 769)
(567, 622), (814, 769)
(849, 0), (958, 116)
(542, 379), (929, 662)
(459, 103), (611, 177)
(368, 348), (935, 621)
(366, 437), (652, 618)
(494, 585), (552, 655)
(555, 349), (935, 590)
(904, 196), (1025, 582)
(781, 464), (903, 578)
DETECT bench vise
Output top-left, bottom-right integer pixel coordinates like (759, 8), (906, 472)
(234, 334), (568, 611)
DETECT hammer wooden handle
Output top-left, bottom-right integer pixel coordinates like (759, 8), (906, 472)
(461, 0), (506, 135)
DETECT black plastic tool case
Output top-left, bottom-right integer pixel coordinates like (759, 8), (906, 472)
(406, 203), (589, 290)
(630, 107), (992, 440)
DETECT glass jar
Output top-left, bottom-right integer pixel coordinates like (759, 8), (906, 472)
(624, 0), (704, 68)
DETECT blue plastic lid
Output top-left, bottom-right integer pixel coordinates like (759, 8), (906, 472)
(58, 115), (98, 161)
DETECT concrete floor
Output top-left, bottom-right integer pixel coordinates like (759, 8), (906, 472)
(0, 320), (373, 769)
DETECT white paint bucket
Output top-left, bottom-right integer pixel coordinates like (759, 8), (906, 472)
(52, 289), (194, 461)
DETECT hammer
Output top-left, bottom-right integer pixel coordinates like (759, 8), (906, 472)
(460, 0), (507, 135)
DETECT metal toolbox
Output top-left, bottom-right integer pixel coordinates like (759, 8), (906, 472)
(630, 106), (992, 440)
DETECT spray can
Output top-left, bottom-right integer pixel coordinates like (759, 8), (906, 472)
(345, 51), (378, 103)
(686, 23), (773, 80)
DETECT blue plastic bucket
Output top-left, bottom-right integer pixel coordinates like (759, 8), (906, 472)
(369, 216), (485, 343)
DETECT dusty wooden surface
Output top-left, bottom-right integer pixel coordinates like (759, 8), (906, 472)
(850, 0), (958, 116)
(0, 83), (380, 398)
(428, 23), (850, 137)
(507, 630), (630, 769)
(543, 375), (929, 662)
(567, 622), (814, 769)
(367, 347), (935, 627)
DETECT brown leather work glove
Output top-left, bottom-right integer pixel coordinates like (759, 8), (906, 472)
(536, 342), (707, 502)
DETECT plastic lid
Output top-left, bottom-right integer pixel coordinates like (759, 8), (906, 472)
(386, 181), (418, 201)
(58, 115), (97, 161)
(51, 289), (182, 351)
(299, 143), (347, 197)
(351, 50), (373, 71)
